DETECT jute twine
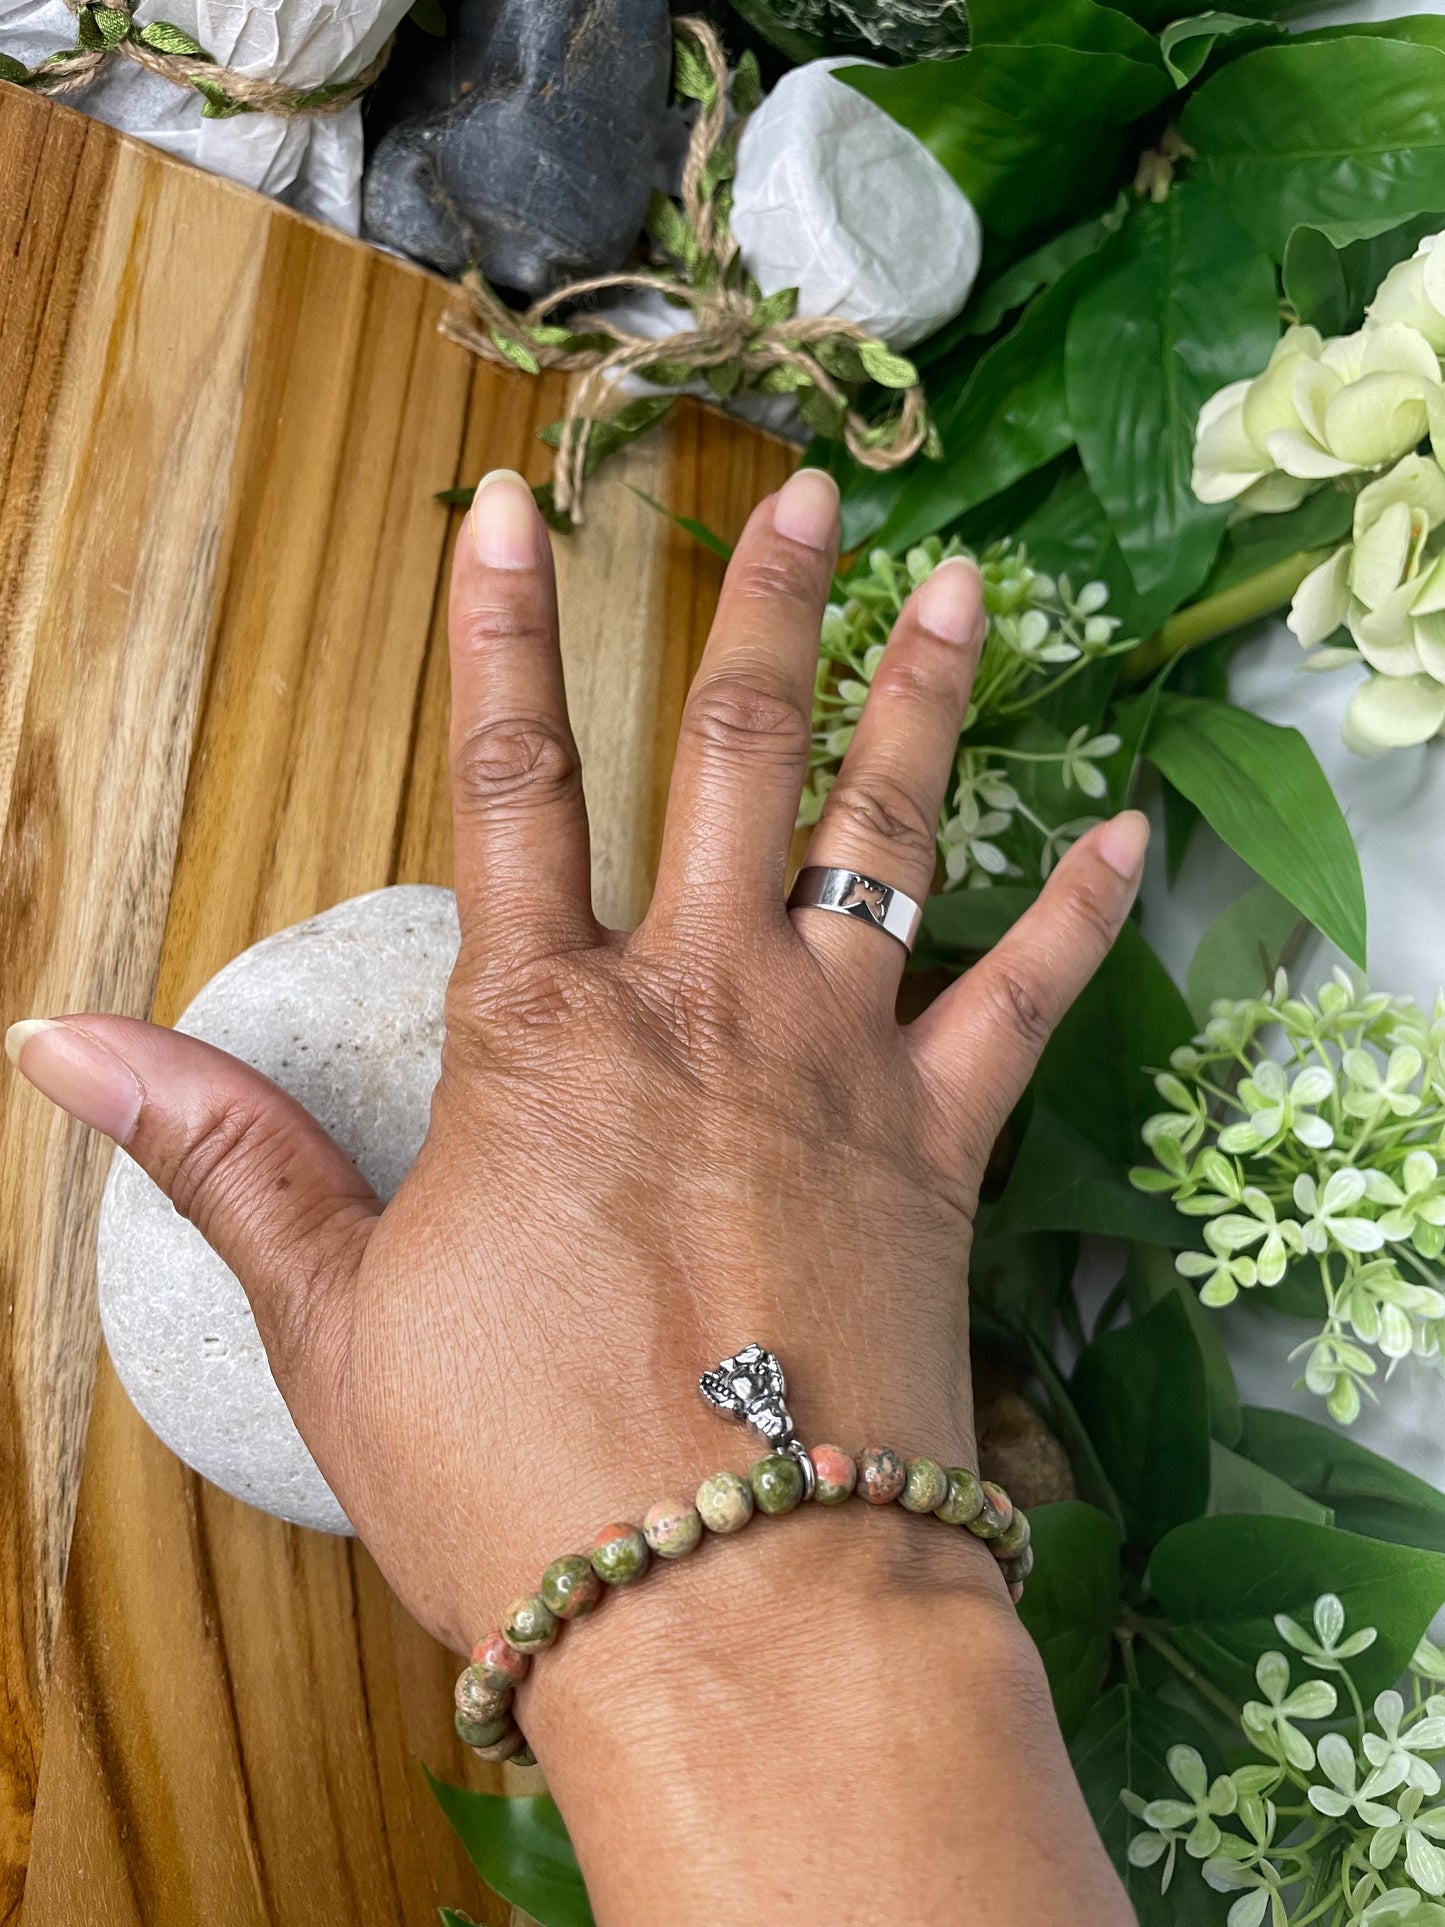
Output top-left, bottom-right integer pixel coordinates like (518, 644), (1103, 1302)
(440, 15), (931, 526)
(9, 0), (390, 115)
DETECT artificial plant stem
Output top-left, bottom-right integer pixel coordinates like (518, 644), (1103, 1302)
(1122, 1615), (1243, 1725)
(1123, 548), (1333, 686)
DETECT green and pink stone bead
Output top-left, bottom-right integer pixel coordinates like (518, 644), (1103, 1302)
(453, 1444), (1030, 1765)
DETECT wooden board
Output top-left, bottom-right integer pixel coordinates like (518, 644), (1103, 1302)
(0, 81), (794, 1924)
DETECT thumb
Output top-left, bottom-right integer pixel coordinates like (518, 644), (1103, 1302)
(6, 1013), (380, 1401)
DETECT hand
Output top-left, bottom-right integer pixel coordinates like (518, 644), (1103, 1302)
(9, 466), (1145, 1925)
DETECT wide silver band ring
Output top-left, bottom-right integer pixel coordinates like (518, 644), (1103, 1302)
(786, 866), (923, 954)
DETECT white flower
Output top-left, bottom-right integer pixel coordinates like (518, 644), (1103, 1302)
(1368, 233), (1445, 353)
(1369, 1786), (1445, 1894)
(1308, 1730), (1399, 1824)
(1293, 1168), (1386, 1254)
(1273, 324), (1442, 479)
(1060, 726), (1120, 798)
(1218, 1060), (1336, 1154)
(1363, 1690), (1445, 1798)
(1203, 1188), (1306, 1286)
(1344, 1043), (1426, 1122)
(1177, 1246), (1259, 1308)
(1243, 1650), (1337, 1771)
(1192, 327), (1327, 511)
(1140, 1745), (1239, 1861)
(1274, 1592), (1378, 1668)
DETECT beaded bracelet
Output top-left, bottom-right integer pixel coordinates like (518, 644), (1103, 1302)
(453, 1345), (1033, 1766)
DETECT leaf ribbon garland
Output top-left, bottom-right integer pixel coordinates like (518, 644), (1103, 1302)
(0, 0), (391, 119)
(439, 15), (935, 526)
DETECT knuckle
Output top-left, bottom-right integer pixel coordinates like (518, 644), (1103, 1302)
(732, 548), (824, 611)
(166, 1099), (281, 1233)
(825, 771), (937, 869)
(451, 714), (581, 813)
(1062, 876), (1121, 954)
(984, 966), (1053, 1053)
(684, 672), (810, 763)
(455, 593), (540, 651)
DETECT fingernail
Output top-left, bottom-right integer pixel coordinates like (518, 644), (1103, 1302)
(469, 469), (541, 569)
(1096, 810), (1150, 879)
(772, 467), (839, 551)
(6, 1019), (143, 1142)
(915, 557), (984, 647)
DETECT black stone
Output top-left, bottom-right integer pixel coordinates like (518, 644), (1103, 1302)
(362, 0), (673, 296)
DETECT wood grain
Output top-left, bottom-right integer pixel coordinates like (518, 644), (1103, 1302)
(0, 81), (794, 1924)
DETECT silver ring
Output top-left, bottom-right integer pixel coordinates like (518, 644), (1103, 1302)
(787, 866), (923, 954)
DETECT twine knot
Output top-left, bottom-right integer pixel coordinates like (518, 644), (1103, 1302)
(439, 15), (934, 526)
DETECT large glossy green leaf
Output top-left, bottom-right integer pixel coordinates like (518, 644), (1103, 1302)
(1183, 37), (1445, 260)
(1065, 184), (1279, 608)
(1143, 695), (1367, 966)
(1186, 880), (1303, 1024)
(1238, 1406), (1445, 1554)
(1159, 10), (1280, 85)
(916, 883), (1039, 958)
(841, 4), (1168, 238)
(1073, 1294), (1212, 1546)
(1197, 482), (1356, 599)
(1207, 1442), (1332, 1526)
(1035, 919), (1194, 1166)
(1283, 211), (1445, 338)
(1017, 1502), (1122, 1734)
(953, 205), (1124, 342)
(992, 1101), (1200, 1244)
(427, 1779), (593, 1927)
(1147, 1516), (1445, 1701)
(1070, 1688), (1231, 1925)
(1014, 463), (1183, 640)
(1123, 1248), (1243, 1448)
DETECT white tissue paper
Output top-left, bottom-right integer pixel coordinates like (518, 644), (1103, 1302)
(729, 57), (982, 352)
(2, 0), (412, 230)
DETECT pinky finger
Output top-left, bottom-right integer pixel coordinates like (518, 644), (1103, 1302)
(907, 811), (1151, 1158)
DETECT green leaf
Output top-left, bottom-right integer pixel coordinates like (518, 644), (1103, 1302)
(915, 883), (1039, 958)
(0, 50), (31, 80)
(194, 76), (249, 116)
(841, 31), (1169, 240)
(1143, 694), (1366, 966)
(1183, 37), (1445, 261)
(1159, 10), (1279, 86)
(1186, 880), (1303, 1024)
(1070, 1688), (1231, 1925)
(89, 6), (131, 46)
(1072, 1294), (1212, 1546)
(1065, 183), (1280, 610)
(138, 16), (208, 54)
(626, 486), (734, 561)
(1198, 482), (1356, 600)
(751, 286), (798, 329)
(1034, 920), (1195, 1166)
(489, 331), (541, 377)
(1014, 462), (1180, 642)
(1023, 1332), (1127, 1531)
(857, 340), (918, 389)
(870, 259), (1098, 553)
(731, 48), (763, 116)
(1017, 1503), (1122, 1735)
(646, 190), (695, 267)
(1147, 1516), (1445, 1702)
(427, 1778), (594, 1927)
(970, 1225), (1078, 1350)
(1207, 1441), (1333, 1526)
(1237, 1406), (1445, 1554)
(406, 0), (447, 34)
(1123, 1247), (1242, 1448)
(952, 205), (1125, 345)
(1283, 209), (1445, 340)
(991, 1101), (1201, 1244)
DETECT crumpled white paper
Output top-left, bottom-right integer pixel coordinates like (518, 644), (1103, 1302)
(730, 57), (982, 351)
(2, 0), (411, 229)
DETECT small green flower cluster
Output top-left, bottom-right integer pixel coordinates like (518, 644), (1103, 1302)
(1131, 971), (1445, 1424)
(1128, 1596), (1445, 1926)
(802, 536), (1131, 887)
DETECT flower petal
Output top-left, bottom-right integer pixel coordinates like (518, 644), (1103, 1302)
(1343, 674), (1445, 754)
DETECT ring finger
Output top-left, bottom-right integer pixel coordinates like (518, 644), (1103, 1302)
(794, 557), (985, 1004)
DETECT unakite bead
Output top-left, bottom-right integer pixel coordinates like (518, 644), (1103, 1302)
(750, 1453), (805, 1516)
(455, 1667), (511, 1727)
(967, 1480), (1013, 1541)
(810, 1443), (857, 1505)
(472, 1721), (528, 1763)
(513, 1742), (538, 1768)
(589, 1522), (650, 1585)
(456, 1707), (513, 1750)
(855, 1444), (907, 1506)
(541, 1554), (603, 1619)
(504, 1592), (560, 1652)
(1000, 1544), (1034, 1586)
(471, 1630), (531, 1693)
(696, 1469), (754, 1534)
(993, 1507), (1031, 1560)
(935, 1467), (984, 1527)
(643, 1497), (704, 1559)
(900, 1456), (949, 1514)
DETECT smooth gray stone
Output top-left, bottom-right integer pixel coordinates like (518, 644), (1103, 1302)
(97, 886), (461, 1534)
(362, 0), (673, 292)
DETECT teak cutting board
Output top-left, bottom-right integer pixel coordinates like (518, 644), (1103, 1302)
(0, 81), (794, 1924)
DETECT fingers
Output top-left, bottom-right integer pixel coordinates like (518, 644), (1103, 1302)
(908, 812), (1151, 1157)
(448, 470), (596, 965)
(643, 469), (839, 936)
(793, 558), (985, 1003)
(6, 1014), (379, 1402)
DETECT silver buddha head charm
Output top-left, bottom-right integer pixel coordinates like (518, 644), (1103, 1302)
(699, 1343), (814, 1499)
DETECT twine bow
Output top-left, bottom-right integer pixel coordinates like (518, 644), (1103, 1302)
(1, 0), (390, 117)
(439, 15), (934, 526)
